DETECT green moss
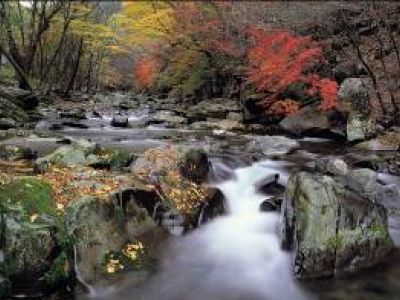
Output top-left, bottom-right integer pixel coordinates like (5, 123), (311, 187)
(44, 252), (70, 285)
(110, 149), (133, 170)
(326, 234), (343, 250)
(0, 178), (54, 216)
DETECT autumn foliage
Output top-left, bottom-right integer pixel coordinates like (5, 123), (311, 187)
(247, 28), (338, 115)
(134, 56), (160, 89)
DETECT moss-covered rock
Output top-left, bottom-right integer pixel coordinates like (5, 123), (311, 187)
(283, 171), (394, 279)
(0, 178), (73, 297)
(66, 192), (159, 288)
(34, 140), (133, 172)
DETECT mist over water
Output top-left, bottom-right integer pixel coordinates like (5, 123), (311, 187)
(102, 161), (312, 300)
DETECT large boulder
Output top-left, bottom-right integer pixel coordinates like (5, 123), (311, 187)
(280, 106), (335, 137)
(0, 178), (73, 297)
(130, 146), (224, 231)
(282, 162), (395, 279)
(66, 191), (160, 288)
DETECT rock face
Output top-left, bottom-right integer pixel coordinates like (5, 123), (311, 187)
(283, 161), (395, 279)
(338, 78), (371, 116)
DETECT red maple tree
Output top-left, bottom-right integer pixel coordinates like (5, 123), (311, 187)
(247, 27), (338, 115)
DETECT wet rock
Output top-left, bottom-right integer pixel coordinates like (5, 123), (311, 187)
(283, 168), (394, 279)
(246, 135), (299, 158)
(226, 112), (242, 121)
(0, 178), (73, 297)
(254, 174), (282, 194)
(259, 200), (277, 212)
(111, 114), (129, 128)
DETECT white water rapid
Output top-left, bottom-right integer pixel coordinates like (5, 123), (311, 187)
(107, 160), (313, 300)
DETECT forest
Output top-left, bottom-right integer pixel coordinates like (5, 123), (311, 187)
(0, 1), (400, 300)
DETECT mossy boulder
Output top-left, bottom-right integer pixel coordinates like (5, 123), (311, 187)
(0, 178), (73, 297)
(34, 140), (133, 172)
(66, 192), (159, 288)
(283, 171), (394, 279)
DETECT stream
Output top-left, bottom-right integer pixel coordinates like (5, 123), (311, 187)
(2, 106), (400, 300)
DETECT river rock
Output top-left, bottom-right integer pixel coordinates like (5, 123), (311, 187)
(280, 106), (331, 136)
(0, 178), (73, 297)
(186, 98), (241, 122)
(149, 110), (187, 127)
(59, 108), (86, 120)
(283, 168), (394, 279)
(246, 135), (299, 158)
(130, 146), (224, 229)
(0, 86), (38, 110)
(34, 140), (133, 172)
(111, 114), (129, 127)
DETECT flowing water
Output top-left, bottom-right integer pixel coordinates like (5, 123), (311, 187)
(92, 160), (313, 300)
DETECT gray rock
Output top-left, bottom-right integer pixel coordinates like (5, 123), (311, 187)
(66, 193), (158, 286)
(246, 135), (299, 157)
(150, 110), (187, 127)
(187, 98), (241, 122)
(283, 171), (394, 279)
(280, 106), (331, 136)
(353, 132), (400, 151)
(338, 78), (372, 116)
(346, 114), (376, 142)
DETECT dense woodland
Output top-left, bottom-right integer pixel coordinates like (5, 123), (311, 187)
(0, 2), (400, 300)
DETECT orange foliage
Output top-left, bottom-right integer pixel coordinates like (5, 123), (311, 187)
(135, 56), (160, 89)
(267, 99), (299, 116)
(247, 27), (338, 115)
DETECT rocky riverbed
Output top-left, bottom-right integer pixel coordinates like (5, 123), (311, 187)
(0, 91), (399, 300)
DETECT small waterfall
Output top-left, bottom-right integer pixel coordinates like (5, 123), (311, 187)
(110, 160), (313, 300)
(73, 245), (96, 296)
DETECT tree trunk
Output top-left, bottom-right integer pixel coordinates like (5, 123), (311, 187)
(63, 39), (84, 97)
